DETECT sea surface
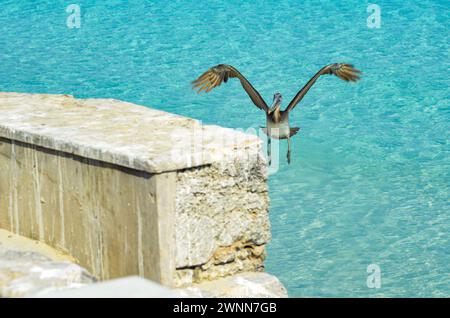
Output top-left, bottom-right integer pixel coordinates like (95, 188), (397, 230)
(0, 0), (448, 297)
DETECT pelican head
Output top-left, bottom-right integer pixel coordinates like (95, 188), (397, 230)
(269, 92), (283, 114)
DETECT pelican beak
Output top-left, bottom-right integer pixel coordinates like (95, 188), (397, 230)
(268, 103), (278, 114)
(269, 94), (282, 114)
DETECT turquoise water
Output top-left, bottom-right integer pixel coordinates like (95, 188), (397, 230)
(0, 0), (449, 297)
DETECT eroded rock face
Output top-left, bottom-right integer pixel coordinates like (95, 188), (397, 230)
(174, 152), (271, 286)
(0, 240), (95, 298)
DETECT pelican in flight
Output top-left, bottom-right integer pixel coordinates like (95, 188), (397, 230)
(192, 63), (361, 164)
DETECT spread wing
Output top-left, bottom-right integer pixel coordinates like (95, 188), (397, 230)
(286, 63), (361, 112)
(192, 64), (269, 112)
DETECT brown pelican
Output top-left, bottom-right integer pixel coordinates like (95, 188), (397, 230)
(192, 63), (361, 164)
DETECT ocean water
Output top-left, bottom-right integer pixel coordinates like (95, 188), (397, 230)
(0, 0), (448, 297)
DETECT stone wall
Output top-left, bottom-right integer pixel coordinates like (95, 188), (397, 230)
(0, 93), (271, 288)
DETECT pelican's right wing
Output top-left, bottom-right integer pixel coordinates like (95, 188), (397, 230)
(192, 64), (269, 112)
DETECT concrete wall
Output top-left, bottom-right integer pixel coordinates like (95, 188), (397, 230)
(0, 93), (270, 287)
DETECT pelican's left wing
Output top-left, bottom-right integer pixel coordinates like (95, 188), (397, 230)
(285, 63), (361, 112)
(192, 64), (269, 112)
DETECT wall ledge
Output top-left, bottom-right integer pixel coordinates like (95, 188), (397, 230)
(0, 92), (261, 174)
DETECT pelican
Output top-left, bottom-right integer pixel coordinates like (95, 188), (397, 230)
(192, 63), (361, 164)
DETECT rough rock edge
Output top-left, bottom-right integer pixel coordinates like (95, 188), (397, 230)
(174, 150), (271, 286)
(174, 240), (267, 286)
(0, 247), (96, 298)
(177, 272), (288, 298)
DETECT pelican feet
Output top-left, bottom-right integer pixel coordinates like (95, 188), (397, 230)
(287, 137), (291, 164)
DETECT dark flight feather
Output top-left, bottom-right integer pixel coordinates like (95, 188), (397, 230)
(192, 64), (269, 112)
(285, 63), (361, 112)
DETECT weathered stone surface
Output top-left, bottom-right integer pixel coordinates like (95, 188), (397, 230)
(0, 230), (95, 298)
(174, 156), (270, 285)
(177, 272), (288, 298)
(0, 93), (261, 174)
